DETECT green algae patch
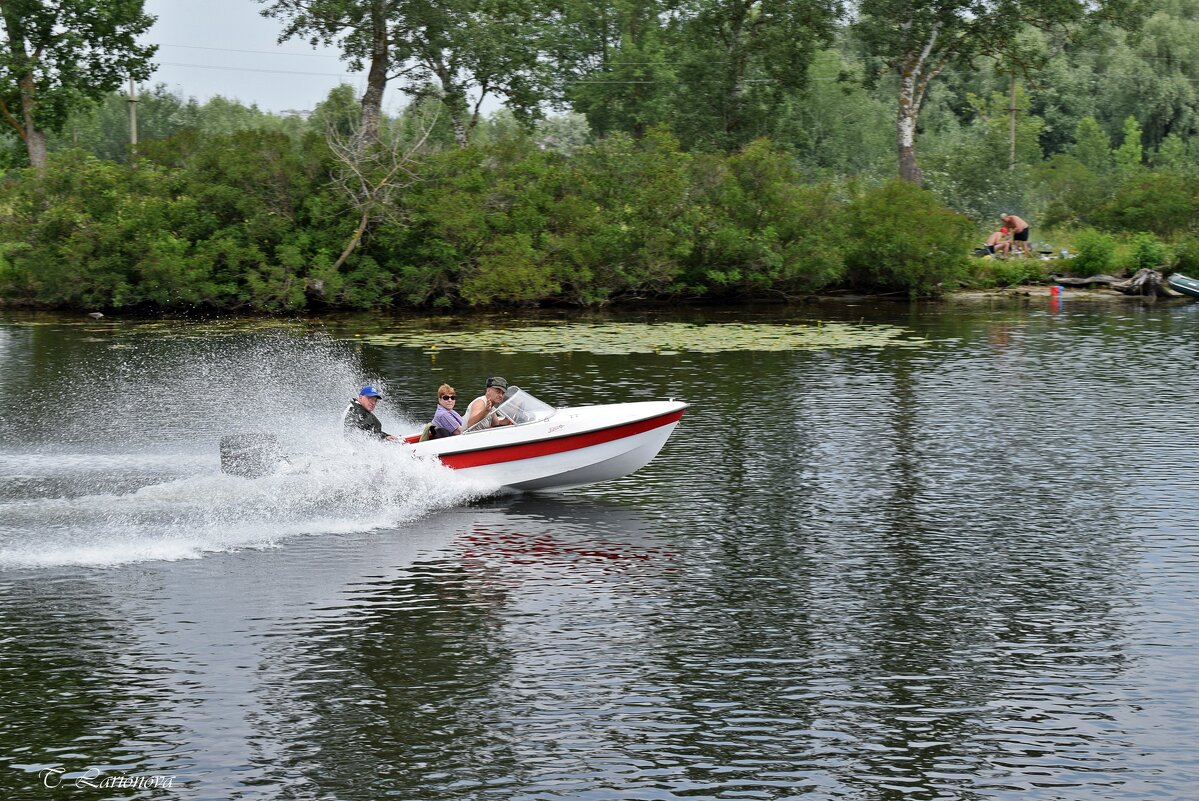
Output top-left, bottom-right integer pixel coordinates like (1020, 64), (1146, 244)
(356, 321), (928, 355)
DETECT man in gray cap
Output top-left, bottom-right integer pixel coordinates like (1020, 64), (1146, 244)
(342, 385), (397, 441)
(464, 376), (513, 431)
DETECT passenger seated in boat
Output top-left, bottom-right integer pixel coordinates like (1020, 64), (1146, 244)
(464, 376), (515, 432)
(429, 383), (463, 438)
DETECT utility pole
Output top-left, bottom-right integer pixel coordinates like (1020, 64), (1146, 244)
(1008, 75), (1017, 171)
(128, 76), (138, 160)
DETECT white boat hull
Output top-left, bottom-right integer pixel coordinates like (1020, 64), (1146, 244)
(407, 400), (687, 492)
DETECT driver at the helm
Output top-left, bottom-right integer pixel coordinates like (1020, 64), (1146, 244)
(464, 376), (514, 431)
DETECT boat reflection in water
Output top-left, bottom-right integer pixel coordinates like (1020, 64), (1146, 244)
(405, 387), (688, 493)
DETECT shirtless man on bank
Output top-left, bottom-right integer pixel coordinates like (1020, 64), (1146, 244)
(1000, 214), (1031, 257)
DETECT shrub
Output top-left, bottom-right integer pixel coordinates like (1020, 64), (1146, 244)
(842, 179), (973, 296)
(1125, 232), (1170, 272)
(1035, 154), (1107, 230)
(684, 141), (844, 298)
(968, 255), (1045, 288)
(0, 138), (326, 310)
(1070, 228), (1116, 274)
(461, 233), (558, 304)
(564, 128), (695, 300)
(1094, 171), (1199, 237)
(1173, 236), (1199, 274)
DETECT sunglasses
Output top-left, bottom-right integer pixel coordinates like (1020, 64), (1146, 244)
(440, 395), (456, 401)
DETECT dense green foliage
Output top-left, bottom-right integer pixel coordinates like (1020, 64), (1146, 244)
(3, 1), (1199, 311)
(1070, 229), (1117, 274)
(842, 180), (974, 295)
(0, 123), (981, 309)
(0, 130), (922, 309)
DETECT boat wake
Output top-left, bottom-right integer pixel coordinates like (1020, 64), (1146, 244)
(0, 437), (494, 570)
(0, 332), (493, 570)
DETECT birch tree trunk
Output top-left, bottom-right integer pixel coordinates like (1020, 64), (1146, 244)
(1008, 74), (1017, 171)
(897, 72), (922, 185)
(438, 78), (470, 148)
(895, 21), (943, 185)
(450, 112), (468, 148)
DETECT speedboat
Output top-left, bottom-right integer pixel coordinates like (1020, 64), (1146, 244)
(403, 387), (688, 492)
(219, 388), (687, 493)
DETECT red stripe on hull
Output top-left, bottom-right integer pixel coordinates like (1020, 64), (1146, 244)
(438, 408), (685, 470)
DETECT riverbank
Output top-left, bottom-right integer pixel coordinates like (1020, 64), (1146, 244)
(0, 284), (1183, 318)
(949, 284), (1190, 302)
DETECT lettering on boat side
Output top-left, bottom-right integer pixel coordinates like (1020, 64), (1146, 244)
(40, 766), (181, 790)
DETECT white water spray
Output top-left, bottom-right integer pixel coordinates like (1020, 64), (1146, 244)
(0, 330), (493, 569)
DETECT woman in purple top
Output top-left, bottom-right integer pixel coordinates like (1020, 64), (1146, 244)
(431, 383), (464, 437)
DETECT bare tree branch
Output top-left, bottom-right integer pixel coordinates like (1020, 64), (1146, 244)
(326, 106), (440, 272)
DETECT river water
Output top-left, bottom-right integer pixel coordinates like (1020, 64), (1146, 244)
(1, 299), (1197, 800)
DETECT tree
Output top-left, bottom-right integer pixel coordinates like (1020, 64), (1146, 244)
(1070, 115), (1111, 172)
(325, 106), (436, 271)
(1113, 113), (1143, 177)
(0, 0), (155, 167)
(777, 48), (892, 178)
(50, 85), (309, 163)
(1029, 44), (1098, 156)
(308, 83), (361, 138)
(1155, 132), (1194, 172)
(920, 86), (1044, 220)
(395, 0), (552, 146)
(534, 111), (591, 155)
(564, 7), (677, 140)
(262, 0), (551, 148)
(1103, 3), (1199, 152)
(667, 0), (837, 151)
(553, 0), (836, 151)
(51, 84), (183, 161)
(260, 0), (395, 143)
(853, 0), (1141, 184)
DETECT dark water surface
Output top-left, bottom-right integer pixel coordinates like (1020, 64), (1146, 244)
(1, 300), (1197, 800)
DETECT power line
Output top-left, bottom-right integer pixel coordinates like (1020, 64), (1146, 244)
(150, 51), (1199, 85)
(158, 61), (362, 78)
(154, 39), (1199, 82)
(159, 42), (343, 59)
(157, 41), (1199, 66)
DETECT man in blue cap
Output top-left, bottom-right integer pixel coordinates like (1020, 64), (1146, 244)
(342, 385), (397, 441)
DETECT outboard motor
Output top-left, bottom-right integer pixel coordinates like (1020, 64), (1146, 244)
(220, 433), (285, 478)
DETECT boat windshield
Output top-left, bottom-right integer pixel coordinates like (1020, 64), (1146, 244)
(463, 386), (556, 433)
(494, 387), (556, 425)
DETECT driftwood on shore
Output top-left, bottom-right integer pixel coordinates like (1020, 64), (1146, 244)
(1051, 273), (1120, 287)
(1052, 269), (1179, 298)
(1110, 269), (1176, 298)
